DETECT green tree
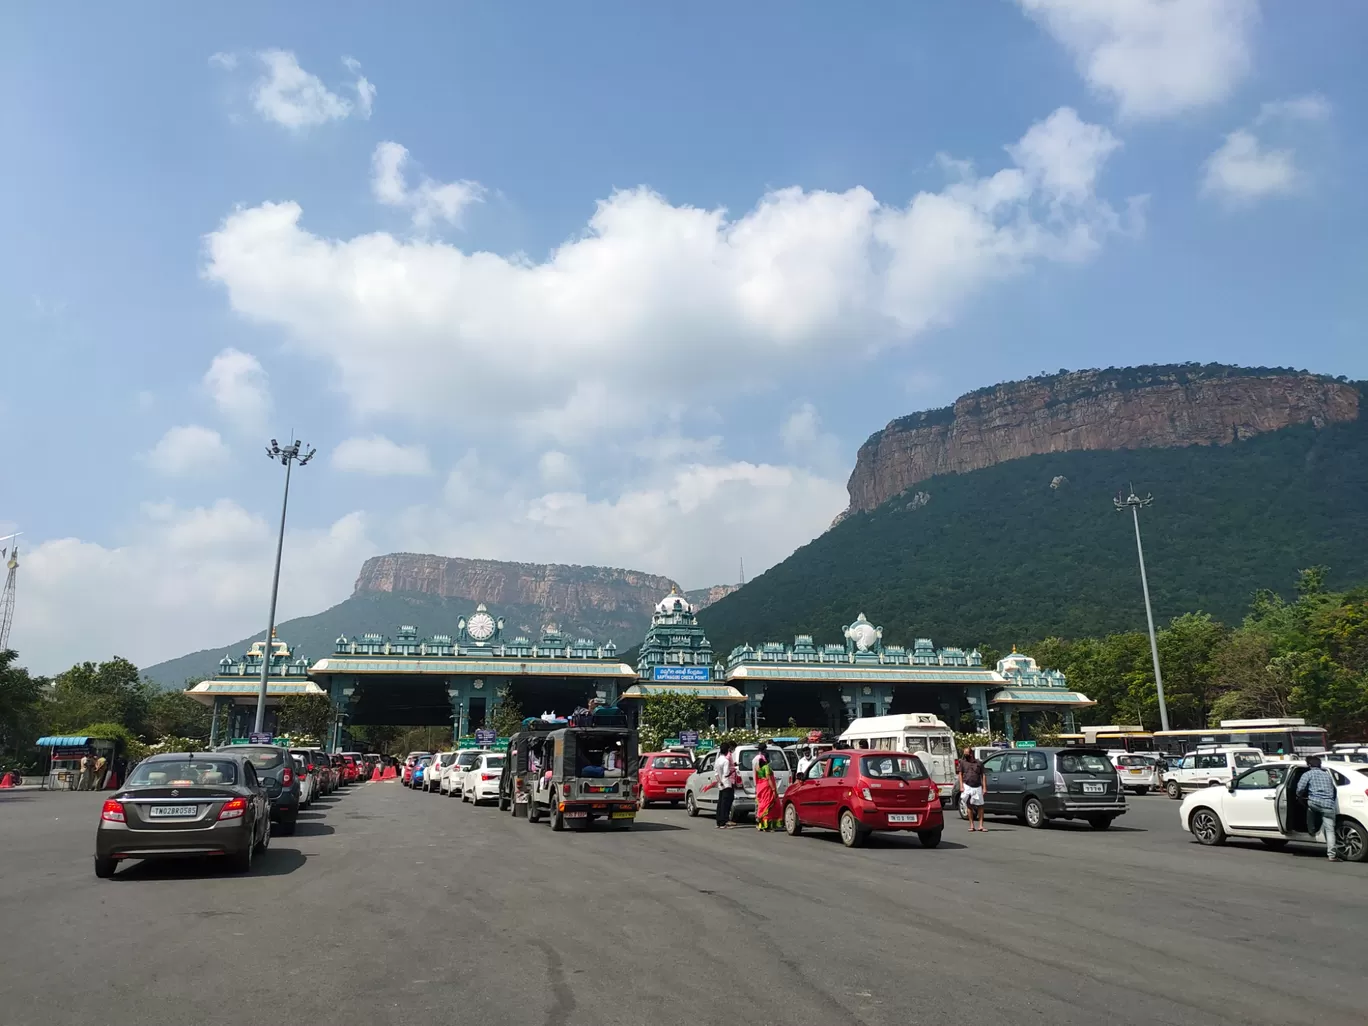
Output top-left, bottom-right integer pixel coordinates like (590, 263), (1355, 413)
(1156, 612), (1227, 727)
(638, 692), (708, 750)
(48, 657), (148, 736)
(488, 684), (524, 737)
(350, 724), (402, 755)
(146, 689), (212, 742)
(276, 694), (335, 741)
(0, 650), (45, 765)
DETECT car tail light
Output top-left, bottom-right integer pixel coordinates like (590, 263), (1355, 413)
(860, 787), (873, 801)
(1053, 771), (1068, 795)
(481, 773), (498, 781)
(282, 767), (294, 787)
(100, 799), (125, 823)
(217, 797), (247, 821)
(307, 764), (315, 772)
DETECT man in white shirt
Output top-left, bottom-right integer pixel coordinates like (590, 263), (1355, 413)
(714, 742), (737, 829)
(797, 750), (814, 777)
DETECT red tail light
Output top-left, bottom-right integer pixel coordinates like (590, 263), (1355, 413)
(481, 773), (498, 781)
(217, 797), (247, 821)
(307, 764), (315, 772)
(282, 767), (294, 787)
(100, 799), (125, 822)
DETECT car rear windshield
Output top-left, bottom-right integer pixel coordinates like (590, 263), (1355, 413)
(1056, 752), (1112, 774)
(652, 756), (694, 770)
(235, 748), (285, 771)
(128, 760), (238, 787)
(738, 749), (789, 772)
(1234, 752), (1263, 768)
(860, 754), (928, 780)
(484, 756), (506, 769)
(457, 752), (482, 765)
(1116, 756), (1153, 767)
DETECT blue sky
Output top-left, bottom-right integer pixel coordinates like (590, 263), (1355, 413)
(3, 2), (1364, 672)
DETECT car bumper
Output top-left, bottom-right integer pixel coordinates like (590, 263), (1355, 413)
(96, 820), (253, 859)
(1042, 797), (1128, 816)
(269, 793), (299, 819)
(851, 804), (945, 831)
(559, 800), (637, 821)
(641, 786), (687, 802)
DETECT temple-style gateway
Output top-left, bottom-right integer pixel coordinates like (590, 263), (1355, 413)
(190, 591), (1091, 745)
(183, 636), (330, 744)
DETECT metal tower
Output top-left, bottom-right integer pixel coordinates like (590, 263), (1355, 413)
(0, 534), (18, 651)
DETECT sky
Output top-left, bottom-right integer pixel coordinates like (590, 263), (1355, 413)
(2, 2), (1365, 674)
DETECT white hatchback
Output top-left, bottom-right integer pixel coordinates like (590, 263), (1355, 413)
(461, 752), (507, 805)
(1180, 761), (1368, 861)
(425, 752), (458, 793)
(1113, 753), (1161, 795)
(443, 750), (483, 796)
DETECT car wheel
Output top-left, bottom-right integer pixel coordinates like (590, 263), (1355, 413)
(918, 828), (943, 849)
(94, 856), (117, 879)
(1087, 815), (1115, 830)
(1135, 786), (1149, 796)
(1259, 838), (1289, 850)
(463, 788), (471, 803)
(839, 810), (867, 848)
(550, 791), (566, 832)
(255, 815), (271, 853)
(498, 792), (509, 811)
(1166, 779), (1183, 800)
(685, 792), (699, 818)
(527, 795), (541, 824)
(1024, 797), (1046, 829)
(783, 802), (802, 836)
(276, 812), (297, 837)
(1189, 807), (1226, 846)
(957, 794), (969, 821)
(1338, 817), (1368, 862)
(231, 836), (254, 873)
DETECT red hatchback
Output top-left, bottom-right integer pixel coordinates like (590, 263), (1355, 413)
(782, 749), (944, 848)
(638, 752), (696, 808)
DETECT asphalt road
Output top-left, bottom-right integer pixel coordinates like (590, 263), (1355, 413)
(1, 782), (1363, 1026)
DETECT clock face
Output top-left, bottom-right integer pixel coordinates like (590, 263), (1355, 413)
(467, 611), (496, 641)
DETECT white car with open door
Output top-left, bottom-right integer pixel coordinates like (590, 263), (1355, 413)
(462, 751), (506, 805)
(443, 750), (482, 796)
(1180, 761), (1368, 861)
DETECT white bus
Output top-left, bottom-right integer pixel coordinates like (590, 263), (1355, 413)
(838, 713), (957, 805)
(1153, 718), (1328, 759)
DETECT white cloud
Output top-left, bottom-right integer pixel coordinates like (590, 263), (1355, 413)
(1256, 94), (1331, 125)
(342, 56), (376, 119)
(203, 348), (271, 432)
(14, 503), (371, 674)
(333, 435), (433, 476)
(209, 52), (238, 70)
(780, 404), (820, 449)
(252, 50), (353, 129)
(538, 450), (580, 489)
(370, 141), (484, 230)
(1017, 0), (1259, 118)
(143, 425), (231, 475)
(1201, 130), (1295, 204)
(207, 108), (1130, 445)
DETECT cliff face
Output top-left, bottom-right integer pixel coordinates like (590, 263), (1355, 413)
(354, 554), (735, 616)
(847, 366), (1361, 513)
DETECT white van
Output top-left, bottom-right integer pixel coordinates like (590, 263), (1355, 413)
(838, 714), (957, 805)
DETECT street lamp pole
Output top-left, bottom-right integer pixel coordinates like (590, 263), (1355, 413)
(1114, 486), (1169, 732)
(253, 439), (316, 735)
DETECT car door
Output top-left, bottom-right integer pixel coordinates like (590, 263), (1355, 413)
(979, 754), (1008, 812)
(694, 752), (718, 810)
(1223, 765), (1286, 834)
(819, 754), (853, 830)
(788, 757), (823, 826)
(991, 753), (1027, 812)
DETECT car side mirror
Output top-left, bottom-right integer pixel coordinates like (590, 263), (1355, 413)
(1228, 782), (1236, 793)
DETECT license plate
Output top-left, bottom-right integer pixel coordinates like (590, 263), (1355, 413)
(1128, 769), (1142, 774)
(887, 813), (919, 824)
(611, 811), (635, 820)
(1082, 782), (1105, 794)
(149, 804), (199, 818)
(666, 787), (683, 793)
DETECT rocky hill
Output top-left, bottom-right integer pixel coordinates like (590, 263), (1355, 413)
(845, 365), (1360, 514)
(144, 556), (736, 686)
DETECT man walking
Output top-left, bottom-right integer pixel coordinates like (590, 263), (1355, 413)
(1297, 755), (1342, 861)
(714, 741), (738, 829)
(958, 747), (987, 832)
(76, 753), (92, 790)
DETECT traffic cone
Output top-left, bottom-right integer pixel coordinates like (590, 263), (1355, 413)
(0, 771), (15, 788)
(371, 764), (383, 782)
(382, 765), (397, 779)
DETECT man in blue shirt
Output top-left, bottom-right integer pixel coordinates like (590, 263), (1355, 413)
(1296, 755), (1341, 861)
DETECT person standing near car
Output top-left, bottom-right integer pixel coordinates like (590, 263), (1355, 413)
(714, 741), (737, 829)
(1296, 755), (1342, 861)
(958, 747), (987, 832)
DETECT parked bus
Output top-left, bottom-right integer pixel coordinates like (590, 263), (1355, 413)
(837, 713), (956, 806)
(1057, 726), (1155, 752)
(1153, 718), (1327, 759)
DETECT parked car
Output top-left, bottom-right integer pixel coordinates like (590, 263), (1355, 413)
(1320, 745), (1368, 765)
(1113, 753), (1161, 795)
(462, 751), (506, 805)
(217, 743), (300, 833)
(426, 752), (458, 793)
(402, 752), (431, 787)
(298, 749), (332, 795)
(330, 754), (346, 789)
(341, 751), (367, 784)
(411, 756), (432, 790)
(638, 751), (695, 807)
(444, 750), (482, 796)
(684, 745), (792, 822)
(1163, 747), (1265, 799)
(783, 749), (944, 848)
(288, 751), (316, 807)
(96, 751), (271, 877)
(979, 746), (1127, 829)
(1181, 761), (1368, 861)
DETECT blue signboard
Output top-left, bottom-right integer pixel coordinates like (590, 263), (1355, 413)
(248, 732), (273, 744)
(652, 666), (711, 682)
(679, 730), (700, 748)
(475, 729), (497, 748)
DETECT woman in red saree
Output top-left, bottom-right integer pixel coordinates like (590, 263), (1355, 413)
(752, 742), (781, 831)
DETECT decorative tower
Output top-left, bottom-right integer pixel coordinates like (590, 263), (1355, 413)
(636, 587), (715, 680)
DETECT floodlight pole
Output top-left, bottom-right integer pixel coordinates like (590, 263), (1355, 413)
(253, 439), (316, 735)
(1114, 487), (1169, 732)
